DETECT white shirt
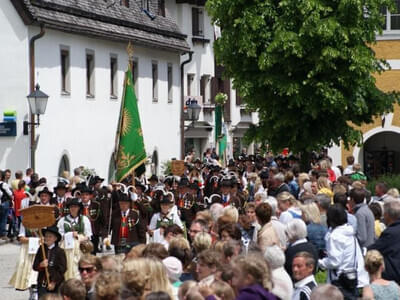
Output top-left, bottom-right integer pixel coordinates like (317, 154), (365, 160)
(279, 207), (302, 225)
(149, 207), (183, 230)
(292, 275), (317, 300)
(57, 215), (92, 238)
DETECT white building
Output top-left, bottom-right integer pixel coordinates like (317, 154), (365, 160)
(0, 0), (189, 184)
(168, 0), (258, 159)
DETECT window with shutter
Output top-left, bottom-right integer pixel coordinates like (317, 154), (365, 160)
(192, 7), (204, 36)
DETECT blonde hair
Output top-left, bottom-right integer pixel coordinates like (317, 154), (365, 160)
(169, 236), (190, 251)
(122, 258), (174, 299)
(277, 191), (298, 207)
(231, 254), (272, 291)
(210, 280), (235, 300)
(95, 271), (121, 300)
(212, 240), (226, 253)
(222, 206), (239, 223)
(332, 184), (347, 195)
(365, 250), (385, 275)
(387, 188), (400, 198)
(125, 244), (146, 260)
(298, 173), (310, 188)
(178, 280), (197, 300)
(193, 232), (212, 254)
(196, 210), (213, 227)
(317, 176), (331, 190)
(301, 202), (321, 224)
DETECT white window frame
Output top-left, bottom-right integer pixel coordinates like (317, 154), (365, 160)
(167, 63), (173, 103)
(152, 61), (158, 102)
(60, 46), (70, 95)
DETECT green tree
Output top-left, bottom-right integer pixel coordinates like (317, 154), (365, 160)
(207, 0), (398, 154)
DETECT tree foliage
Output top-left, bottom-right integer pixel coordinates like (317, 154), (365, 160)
(206, 0), (399, 153)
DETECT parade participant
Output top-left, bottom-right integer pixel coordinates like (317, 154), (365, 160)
(52, 182), (70, 219)
(33, 226), (67, 298)
(219, 178), (242, 210)
(178, 182), (198, 228)
(9, 220), (39, 292)
(110, 190), (146, 254)
(57, 198), (92, 279)
(148, 175), (159, 197)
(133, 181), (153, 225)
(149, 194), (183, 232)
(80, 185), (105, 254)
(78, 255), (102, 299)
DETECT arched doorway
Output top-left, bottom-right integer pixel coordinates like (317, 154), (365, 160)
(363, 131), (400, 178)
(58, 154), (70, 178)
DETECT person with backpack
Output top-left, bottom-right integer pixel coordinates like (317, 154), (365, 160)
(0, 170), (13, 240)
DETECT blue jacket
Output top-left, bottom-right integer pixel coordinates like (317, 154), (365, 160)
(307, 223), (328, 256)
(369, 219), (400, 283)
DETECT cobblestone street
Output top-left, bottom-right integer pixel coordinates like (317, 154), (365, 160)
(0, 241), (29, 300)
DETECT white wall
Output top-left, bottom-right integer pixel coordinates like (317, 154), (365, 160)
(0, 2), (30, 172)
(16, 27), (182, 184)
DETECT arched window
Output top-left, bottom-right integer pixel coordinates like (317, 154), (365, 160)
(58, 154), (70, 178)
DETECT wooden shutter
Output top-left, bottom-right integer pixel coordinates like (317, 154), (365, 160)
(200, 75), (206, 101)
(192, 7), (199, 36)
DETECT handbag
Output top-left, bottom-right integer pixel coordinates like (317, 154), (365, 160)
(337, 237), (358, 291)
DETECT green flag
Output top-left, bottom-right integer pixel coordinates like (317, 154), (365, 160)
(115, 68), (146, 182)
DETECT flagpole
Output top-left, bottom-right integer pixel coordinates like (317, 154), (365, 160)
(113, 42), (134, 181)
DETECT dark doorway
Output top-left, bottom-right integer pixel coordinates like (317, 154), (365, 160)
(364, 131), (400, 178)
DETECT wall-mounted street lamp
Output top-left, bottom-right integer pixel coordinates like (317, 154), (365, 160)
(24, 83), (49, 171)
(23, 84), (49, 135)
(185, 98), (201, 125)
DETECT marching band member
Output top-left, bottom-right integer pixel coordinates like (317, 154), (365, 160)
(57, 198), (92, 279)
(110, 190), (146, 254)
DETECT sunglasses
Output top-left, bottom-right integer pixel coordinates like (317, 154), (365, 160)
(79, 266), (95, 274)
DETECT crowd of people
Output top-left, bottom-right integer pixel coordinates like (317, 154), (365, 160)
(1, 151), (400, 300)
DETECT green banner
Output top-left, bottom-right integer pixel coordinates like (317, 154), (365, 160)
(115, 68), (146, 182)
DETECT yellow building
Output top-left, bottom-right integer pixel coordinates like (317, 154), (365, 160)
(329, 39), (400, 177)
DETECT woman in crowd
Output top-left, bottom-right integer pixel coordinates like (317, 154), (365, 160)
(122, 257), (174, 299)
(256, 203), (281, 252)
(231, 254), (277, 300)
(277, 192), (302, 224)
(362, 250), (400, 300)
(301, 202), (327, 258)
(264, 245), (293, 300)
(57, 198), (92, 279)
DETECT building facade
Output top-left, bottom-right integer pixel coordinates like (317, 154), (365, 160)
(0, 0), (189, 184)
(328, 11), (400, 177)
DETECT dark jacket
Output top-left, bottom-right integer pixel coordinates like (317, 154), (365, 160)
(33, 244), (67, 291)
(368, 219), (400, 283)
(110, 208), (146, 246)
(285, 241), (319, 279)
(236, 284), (277, 300)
